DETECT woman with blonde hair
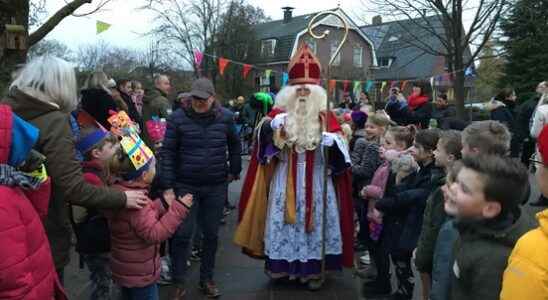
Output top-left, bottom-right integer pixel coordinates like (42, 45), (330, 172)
(2, 55), (148, 281)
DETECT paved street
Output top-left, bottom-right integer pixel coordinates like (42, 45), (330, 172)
(63, 159), (363, 299)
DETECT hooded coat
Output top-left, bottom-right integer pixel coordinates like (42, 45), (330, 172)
(0, 105), (66, 300)
(2, 88), (126, 270)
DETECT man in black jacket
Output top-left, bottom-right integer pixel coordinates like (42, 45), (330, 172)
(160, 78), (241, 299)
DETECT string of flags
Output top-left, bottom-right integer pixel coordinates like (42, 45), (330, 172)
(194, 49), (476, 94)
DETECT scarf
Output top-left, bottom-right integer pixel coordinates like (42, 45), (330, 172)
(0, 164), (42, 190)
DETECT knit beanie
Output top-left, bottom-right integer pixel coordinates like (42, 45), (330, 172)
(351, 111), (368, 129)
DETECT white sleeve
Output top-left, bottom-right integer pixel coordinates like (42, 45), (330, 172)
(271, 113), (287, 130)
(322, 132), (351, 164)
(531, 107), (546, 138)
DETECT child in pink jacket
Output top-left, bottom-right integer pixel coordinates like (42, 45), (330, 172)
(106, 148), (192, 300)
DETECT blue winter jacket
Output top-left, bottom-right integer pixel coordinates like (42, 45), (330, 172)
(430, 219), (458, 300)
(159, 104), (242, 192)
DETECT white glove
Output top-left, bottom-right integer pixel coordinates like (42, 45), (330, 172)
(321, 132), (337, 147)
(270, 113), (287, 130)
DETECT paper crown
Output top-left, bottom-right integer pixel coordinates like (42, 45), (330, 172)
(107, 111), (154, 171)
(108, 111), (138, 137)
(288, 43), (322, 85)
(120, 132), (154, 171)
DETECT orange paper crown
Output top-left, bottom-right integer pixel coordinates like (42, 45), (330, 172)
(288, 43), (322, 85)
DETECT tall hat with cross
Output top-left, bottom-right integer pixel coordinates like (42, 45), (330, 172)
(288, 43), (322, 85)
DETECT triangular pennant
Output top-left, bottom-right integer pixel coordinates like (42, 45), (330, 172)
(242, 64), (252, 79)
(328, 80), (337, 93)
(96, 21), (111, 35)
(194, 50), (204, 67)
(353, 81), (361, 91)
(381, 81), (387, 91)
(218, 57), (230, 76)
(401, 80), (409, 91)
(343, 80), (350, 92)
(265, 69), (272, 78)
(390, 81), (399, 88)
(365, 80), (374, 92)
(282, 72), (289, 86)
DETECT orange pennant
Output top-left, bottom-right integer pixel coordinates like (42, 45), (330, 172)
(218, 58), (230, 76)
(328, 80), (337, 93)
(242, 64), (252, 79)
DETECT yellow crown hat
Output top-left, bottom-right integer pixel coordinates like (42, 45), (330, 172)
(108, 111), (153, 170)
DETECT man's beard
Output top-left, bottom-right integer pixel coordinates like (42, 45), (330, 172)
(285, 95), (321, 152)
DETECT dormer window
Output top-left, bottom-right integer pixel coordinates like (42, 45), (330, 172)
(261, 39), (277, 58)
(378, 57), (393, 68)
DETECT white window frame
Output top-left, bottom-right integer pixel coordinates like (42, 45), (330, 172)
(378, 57), (393, 68)
(261, 39), (277, 58)
(353, 46), (363, 67)
(330, 41), (341, 66)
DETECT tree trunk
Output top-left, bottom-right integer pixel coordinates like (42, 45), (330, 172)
(0, 0), (29, 93)
(454, 70), (466, 120)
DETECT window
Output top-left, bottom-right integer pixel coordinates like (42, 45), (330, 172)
(353, 47), (363, 67)
(330, 41), (341, 66)
(303, 37), (317, 54)
(261, 39), (277, 57)
(388, 35), (400, 42)
(378, 57), (393, 68)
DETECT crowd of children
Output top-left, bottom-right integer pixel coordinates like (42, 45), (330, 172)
(346, 108), (547, 300)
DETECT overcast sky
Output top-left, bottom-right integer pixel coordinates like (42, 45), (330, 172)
(43, 0), (478, 52)
(42, 0), (376, 51)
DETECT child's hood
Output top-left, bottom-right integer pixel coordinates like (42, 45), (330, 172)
(0, 105), (39, 166)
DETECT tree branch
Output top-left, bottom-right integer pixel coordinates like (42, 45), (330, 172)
(28, 0), (93, 46)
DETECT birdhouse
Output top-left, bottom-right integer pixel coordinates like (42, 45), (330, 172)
(1, 24), (27, 50)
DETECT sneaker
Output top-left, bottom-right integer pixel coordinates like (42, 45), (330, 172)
(223, 207), (232, 216)
(190, 248), (202, 262)
(360, 252), (371, 265)
(355, 265), (377, 280)
(159, 257), (172, 285)
(199, 280), (222, 298)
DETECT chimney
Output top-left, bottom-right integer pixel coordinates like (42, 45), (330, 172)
(282, 7), (294, 24)
(372, 15), (382, 25)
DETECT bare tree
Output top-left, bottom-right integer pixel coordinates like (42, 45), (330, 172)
(141, 0), (224, 76)
(28, 38), (73, 61)
(1, 0), (115, 91)
(361, 0), (510, 119)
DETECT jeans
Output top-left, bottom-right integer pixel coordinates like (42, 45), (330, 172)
(170, 182), (227, 287)
(82, 253), (113, 300)
(120, 283), (158, 300)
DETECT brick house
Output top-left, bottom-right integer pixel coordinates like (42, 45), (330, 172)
(251, 7), (377, 99)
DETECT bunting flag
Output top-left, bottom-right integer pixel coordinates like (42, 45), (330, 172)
(328, 80), (337, 94)
(353, 81), (361, 93)
(401, 80), (409, 91)
(194, 50), (204, 67)
(242, 64), (252, 79)
(343, 80), (350, 92)
(365, 80), (374, 92)
(265, 69), (272, 78)
(430, 76), (435, 90)
(390, 81), (399, 88)
(380, 81), (387, 92)
(218, 57), (230, 76)
(96, 21), (111, 35)
(282, 72), (289, 86)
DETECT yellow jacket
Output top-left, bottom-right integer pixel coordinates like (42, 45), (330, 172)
(500, 209), (548, 300)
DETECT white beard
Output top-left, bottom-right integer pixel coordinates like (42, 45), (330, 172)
(277, 84), (327, 152)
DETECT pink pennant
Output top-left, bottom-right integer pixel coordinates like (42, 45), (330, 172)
(194, 50), (204, 67)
